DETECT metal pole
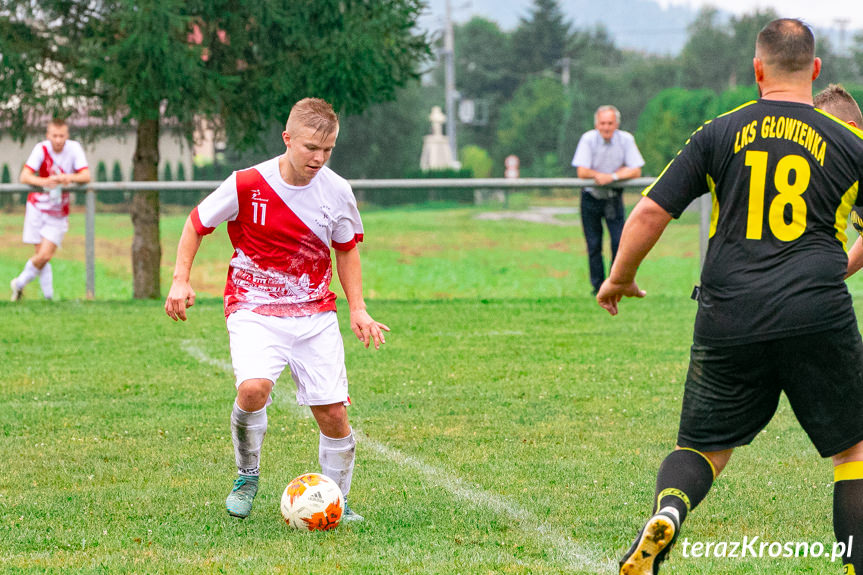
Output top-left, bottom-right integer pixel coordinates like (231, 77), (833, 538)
(86, 187), (96, 300)
(444, 0), (458, 165)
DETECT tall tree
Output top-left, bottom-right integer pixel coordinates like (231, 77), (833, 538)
(635, 87), (715, 175)
(456, 17), (517, 101)
(851, 33), (863, 83)
(452, 17), (517, 152)
(568, 24), (622, 74)
(678, 7), (734, 93)
(815, 36), (860, 90)
(679, 7), (780, 92)
(0, 0), (430, 298)
(511, 0), (572, 79)
(495, 77), (567, 176)
(329, 80), (439, 179)
(728, 9), (778, 88)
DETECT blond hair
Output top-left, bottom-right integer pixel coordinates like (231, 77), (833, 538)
(286, 98), (339, 138)
(814, 84), (863, 126)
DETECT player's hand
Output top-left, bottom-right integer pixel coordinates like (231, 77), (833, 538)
(350, 308), (390, 350)
(165, 281), (196, 322)
(596, 278), (645, 316)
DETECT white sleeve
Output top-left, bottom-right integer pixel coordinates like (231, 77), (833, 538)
(622, 133), (645, 168)
(332, 185), (364, 249)
(24, 143), (45, 173)
(70, 141), (89, 172)
(194, 172), (240, 231)
(571, 133), (594, 168)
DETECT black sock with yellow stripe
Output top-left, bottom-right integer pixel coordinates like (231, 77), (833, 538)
(833, 462), (863, 575)
(652, 448), (716, 524)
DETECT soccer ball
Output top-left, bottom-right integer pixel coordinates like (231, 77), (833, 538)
(280, 473), (344, 531)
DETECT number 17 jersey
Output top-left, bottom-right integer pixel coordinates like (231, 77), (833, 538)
(644, 99), (863, 346)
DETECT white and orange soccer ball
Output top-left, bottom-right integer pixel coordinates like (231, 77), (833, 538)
(280, 473), (344, 531)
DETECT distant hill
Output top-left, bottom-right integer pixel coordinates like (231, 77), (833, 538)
(419, 0), (699, 55)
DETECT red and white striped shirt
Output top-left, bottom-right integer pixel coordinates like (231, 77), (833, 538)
(191, 157), (363, 318)
(24, 140), (89, 218)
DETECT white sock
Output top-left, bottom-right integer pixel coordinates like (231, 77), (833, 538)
(39, 262), (53, 299)
(319, 428), (356, 497)
(15, 260), (40, 288)
(231, 402), (267, 477)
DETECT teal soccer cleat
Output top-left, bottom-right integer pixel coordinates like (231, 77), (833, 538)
(341, 497), (364, 522)
(226, 475), (259, 519)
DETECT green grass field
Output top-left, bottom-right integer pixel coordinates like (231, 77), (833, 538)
(2, 196), (863, 574)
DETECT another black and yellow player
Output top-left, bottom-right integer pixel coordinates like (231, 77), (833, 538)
(598, 20), (863, 575)
(816, 85), (863, 575)
(814, 85), (863, 281)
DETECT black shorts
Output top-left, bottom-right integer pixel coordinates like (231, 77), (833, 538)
(677, 322), (863, 458)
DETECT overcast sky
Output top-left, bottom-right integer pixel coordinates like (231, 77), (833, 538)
(658, 0), (863, 31)
(418, 0), (860, 56)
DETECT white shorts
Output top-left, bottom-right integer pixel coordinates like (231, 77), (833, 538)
(226, 309), (350, 406)
(23, 203), (68, 247)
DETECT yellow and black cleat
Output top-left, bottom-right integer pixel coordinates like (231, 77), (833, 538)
(619, 511), (679, 575)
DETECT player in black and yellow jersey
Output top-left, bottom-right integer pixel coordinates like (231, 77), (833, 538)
(597, 19), (863, 575)
(814, 85), (863, 279)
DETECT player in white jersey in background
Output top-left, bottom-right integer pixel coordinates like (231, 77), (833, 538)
(10, 118), (90, 301)
(165, 98), (388, 521)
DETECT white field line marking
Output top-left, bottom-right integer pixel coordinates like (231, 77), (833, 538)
(358, 433), (613, 573)
(182, 341), (233, 373)
(181, 340), (613, 573)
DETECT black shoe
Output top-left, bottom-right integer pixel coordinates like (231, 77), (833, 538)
(619, 510), (679, 575)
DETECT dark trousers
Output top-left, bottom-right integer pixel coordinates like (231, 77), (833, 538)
(580, 190), (625, 293)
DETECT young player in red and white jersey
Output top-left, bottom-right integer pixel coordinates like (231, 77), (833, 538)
(165, 98), (388, 521)
(10, 118), (90, 301)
